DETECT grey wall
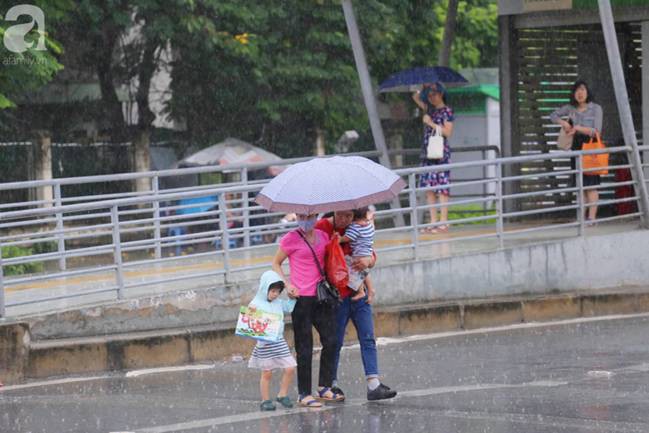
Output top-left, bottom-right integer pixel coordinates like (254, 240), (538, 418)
(373, 229), (649, 305)
(29, 230), (649, 339)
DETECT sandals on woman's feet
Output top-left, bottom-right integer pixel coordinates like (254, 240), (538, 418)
(298, 395), (322, 408)
(316, 386), (345, 402)
(419, 227), (438, 235)
(438, 224), (449, 233)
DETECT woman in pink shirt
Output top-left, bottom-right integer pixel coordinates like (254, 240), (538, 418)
(272, 213), (343, 408)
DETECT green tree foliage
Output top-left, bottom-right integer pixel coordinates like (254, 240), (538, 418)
(0, 1), (64, 110)
(170, 0), (497, 156)
(2, 0), (497, 158)
(171, 0), (393, 156)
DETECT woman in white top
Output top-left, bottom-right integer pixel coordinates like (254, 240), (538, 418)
(550, 80), (604, 222)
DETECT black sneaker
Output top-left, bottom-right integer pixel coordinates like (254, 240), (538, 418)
(367, 383), (397, 401)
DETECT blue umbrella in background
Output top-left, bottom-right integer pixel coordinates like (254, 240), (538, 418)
(378, 66), (468, 93)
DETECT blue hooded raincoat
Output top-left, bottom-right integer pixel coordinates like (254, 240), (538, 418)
(249, 270), (296, 337)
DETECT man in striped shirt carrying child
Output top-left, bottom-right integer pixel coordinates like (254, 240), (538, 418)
(339, 206), (376, 301)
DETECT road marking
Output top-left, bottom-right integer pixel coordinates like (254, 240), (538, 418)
(396, 379), (568, 398)
(128, 379), (568, 433)
(132, 404), (339, 433)
(0, 375), (109, 392)
(434, 409), (647, 433)
(125, 364), (215, 378)
(339, 311), (649, 352)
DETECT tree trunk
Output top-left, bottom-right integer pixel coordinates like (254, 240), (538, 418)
(132, 39), (159, 195)
(438, 0), (459, 67)
(133, 128), (151, 194)
(95, 22), (128, 143)
(315, 128), (326, 156)
(31, 130), (53, 208)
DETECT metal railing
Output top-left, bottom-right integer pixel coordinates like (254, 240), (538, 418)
(0, 145), (643, 318)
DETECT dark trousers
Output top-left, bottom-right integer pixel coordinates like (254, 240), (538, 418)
(292, 296), (338, 397)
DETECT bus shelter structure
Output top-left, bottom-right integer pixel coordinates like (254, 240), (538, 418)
(497, 0), (649, 220)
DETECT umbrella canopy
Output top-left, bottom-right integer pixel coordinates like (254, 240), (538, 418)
(178, 137), (284, 176)
(379, 66), (468, 93)
(255, 156), (406, 214)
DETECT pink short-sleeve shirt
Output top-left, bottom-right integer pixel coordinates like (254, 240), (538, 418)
(279, 229), (328, 297)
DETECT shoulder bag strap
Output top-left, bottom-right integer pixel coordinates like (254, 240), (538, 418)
(296, 230), (326, 278)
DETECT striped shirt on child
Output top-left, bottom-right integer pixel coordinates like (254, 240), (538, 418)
(344, 222), (374, 257)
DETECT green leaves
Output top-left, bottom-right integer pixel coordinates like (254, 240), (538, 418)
(2, 0), (498, 155)
(0, 18), (63, 110)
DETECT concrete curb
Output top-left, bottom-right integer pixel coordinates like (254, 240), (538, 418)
(2, 290), (649, 384)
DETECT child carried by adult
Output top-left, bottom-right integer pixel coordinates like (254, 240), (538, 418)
(339, 206), (376, 301)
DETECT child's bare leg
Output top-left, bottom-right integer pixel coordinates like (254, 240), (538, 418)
(278, 366), (295, 397)
(364, 275), (375, 304)
(260, 370), (272, 401)
(351, 282), (366, 301)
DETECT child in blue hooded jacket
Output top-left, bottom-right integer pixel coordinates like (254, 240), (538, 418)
(248, 270), (297, 411)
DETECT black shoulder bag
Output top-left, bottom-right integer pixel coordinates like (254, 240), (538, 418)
(296, 230), (341, 307)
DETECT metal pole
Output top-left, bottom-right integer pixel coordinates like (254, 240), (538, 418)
(482, 148), (487, 214)
(642, 21), (649, 179)
(496, 162), (504, 249)
(242, 167), (250, 248)
(341, 0), (404, 227)
(598, 0), (649, 227)
(408, 173), (420, 261)
(152, 176), (162, 259)
(0, 249), (5, 319)
(111, 205), (125, 299)
(219, 193), (231, 283)
(54, 183), (66, 271)
(577, 157), (585, 236)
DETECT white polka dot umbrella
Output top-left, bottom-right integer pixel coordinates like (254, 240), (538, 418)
(255, 156), (406, 214)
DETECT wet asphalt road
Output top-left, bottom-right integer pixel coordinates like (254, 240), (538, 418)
(2, 314), (649, 433)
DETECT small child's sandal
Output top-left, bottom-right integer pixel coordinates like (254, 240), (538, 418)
(276, 395), (294, 408)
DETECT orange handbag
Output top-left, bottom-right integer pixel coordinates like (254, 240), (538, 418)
(581, 132), (609, 176)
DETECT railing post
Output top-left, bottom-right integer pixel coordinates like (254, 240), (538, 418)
(242, 167), (250, 248)
(576, 155), (585, 236)
(219, 193), (231, 283)
(110, 205), (125, 300)
(598, 0), (649, 227)
(408, 173), (420, 260)
(482, 148), (488, 214)
(152, 176), (162, 259)
(496, 161), (504, 249)
(0, 249), (5, 319)
(54, 183), (66, 271)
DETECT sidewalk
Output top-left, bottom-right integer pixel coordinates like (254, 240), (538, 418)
(4, 220), (638, 318)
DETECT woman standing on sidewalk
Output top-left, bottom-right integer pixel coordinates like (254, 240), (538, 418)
(550, 80), (603, 222)
(412, 82), (455, 233)
(272, 213), (343, 408)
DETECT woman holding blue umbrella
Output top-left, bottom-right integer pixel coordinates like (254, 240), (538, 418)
(411, 82), (455, 233)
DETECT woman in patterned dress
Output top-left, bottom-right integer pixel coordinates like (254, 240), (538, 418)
(411, 82), (455, 233)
